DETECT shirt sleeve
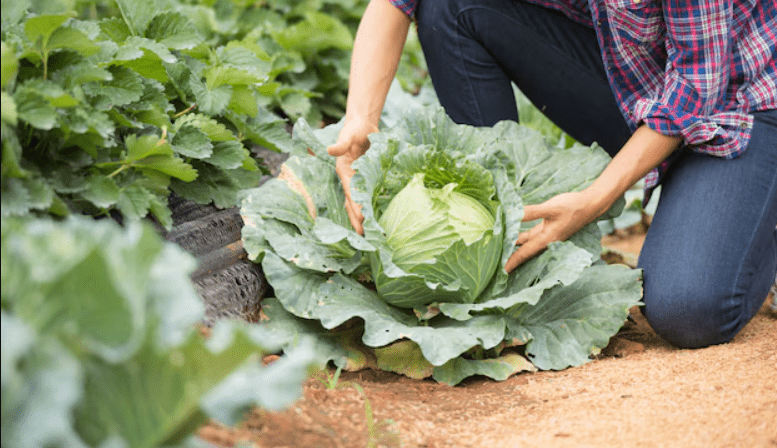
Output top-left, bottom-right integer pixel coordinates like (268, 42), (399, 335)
(632, 0), (754, 158)
(388, 0), (418, 17)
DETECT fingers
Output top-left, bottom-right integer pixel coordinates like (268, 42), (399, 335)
(326, 131), (370, 235)
(521, 203), (550, 223)
(327, 140), (349, 157)
(328, 120), (374, 158)
(507, 192), (597, 273)
(508, 223), (548, 273)
(515, 221), (543, 245)
(334, 157), (365, 235)
(345, 198), (364, 235)
(507, 203), (552, 273)
(505, 236), (548, 273)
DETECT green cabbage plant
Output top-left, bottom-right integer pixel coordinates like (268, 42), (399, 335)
(1, 215), (319, 448)
(240, 103), (642, 385)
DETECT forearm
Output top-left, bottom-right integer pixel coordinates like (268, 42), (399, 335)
(345, 0), (411, 126)
(585, 125), (682, 214)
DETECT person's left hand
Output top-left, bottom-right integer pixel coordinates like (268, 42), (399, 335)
(505, 190), (607, 273)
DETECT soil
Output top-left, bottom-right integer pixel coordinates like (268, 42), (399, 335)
(198, 230), (777, 448)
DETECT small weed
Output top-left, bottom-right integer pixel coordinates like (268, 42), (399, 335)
(314, 364), (344, 389)
(313, 366), (402, 447)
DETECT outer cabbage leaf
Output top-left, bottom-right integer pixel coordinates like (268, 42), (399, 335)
(258, 298), (379, 372)
(437, 241), (594, 321)
(261, 252), (507, 367)
(432, 352), (537, 385)
(290, 115), (344, 159)
(239, 154), (372, 275)
(510, 264), (643, 370)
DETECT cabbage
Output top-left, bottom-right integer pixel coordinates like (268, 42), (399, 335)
(374, 173), (501, 308)
(240, 103), (642, 385)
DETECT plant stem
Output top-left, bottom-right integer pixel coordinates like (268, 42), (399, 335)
(173, 104), (197, 118)
(107, 164), (130, 178)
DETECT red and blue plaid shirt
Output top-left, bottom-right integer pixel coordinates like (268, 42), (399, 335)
(389, 0), (777, 190)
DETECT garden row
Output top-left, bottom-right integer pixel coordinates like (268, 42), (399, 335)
(0, 1), (428, 447)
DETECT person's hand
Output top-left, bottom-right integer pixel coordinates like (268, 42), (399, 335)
(503, 125), (683, 274)
(505, 190), (608, 273)
(327, 118), (379, 235)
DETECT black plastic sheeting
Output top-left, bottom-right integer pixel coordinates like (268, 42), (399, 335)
(194, 260), (267, 327)
(164, 193), (266, 326)
(165, 208), (244, 257)
(162, 148), (289, 326)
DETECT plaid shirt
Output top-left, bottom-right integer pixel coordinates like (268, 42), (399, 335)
(389, 0), (777, 191)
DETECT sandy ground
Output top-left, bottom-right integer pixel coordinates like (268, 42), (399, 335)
(199, 231), (777, 448)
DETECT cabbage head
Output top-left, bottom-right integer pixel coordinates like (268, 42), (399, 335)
(240, 103), (642, 385)
(374, 171), (501, 308)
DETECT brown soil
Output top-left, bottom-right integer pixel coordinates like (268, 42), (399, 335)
(199, 231), (777, 448)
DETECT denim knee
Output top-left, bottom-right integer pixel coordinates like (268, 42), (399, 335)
(641, 267), (767, 349)
(643, 290), (733, 349)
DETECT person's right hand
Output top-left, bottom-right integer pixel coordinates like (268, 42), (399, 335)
(327, 118), (379, 235)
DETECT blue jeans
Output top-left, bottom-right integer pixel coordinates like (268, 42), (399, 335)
(415, 0), (777, 348)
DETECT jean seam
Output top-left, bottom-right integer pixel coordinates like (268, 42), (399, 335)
(726, 146), (777, 336)
(452, 18), (484, 125)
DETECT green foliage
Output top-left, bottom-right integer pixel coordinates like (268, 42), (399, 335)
(1, 214), (320, 448)
(0, 3), (301, 228)
(1, 0), (429, 227)
(241, 95), (642, 385)
(172, 0), (365, 124)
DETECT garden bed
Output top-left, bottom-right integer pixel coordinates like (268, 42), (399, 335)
(197, 231), (777, 448)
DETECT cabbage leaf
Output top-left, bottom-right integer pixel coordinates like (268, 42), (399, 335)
(1, 215), (319, 447)
(241, 104), (641, 385)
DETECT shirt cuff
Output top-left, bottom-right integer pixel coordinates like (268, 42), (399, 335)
(634, 100), (753, 160)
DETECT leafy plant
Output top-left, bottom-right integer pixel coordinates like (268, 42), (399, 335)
(171, 0), (366, 124)
(374, 172), (501, 308)
(1, 0), (432, 227)
(1, 214), (319, 448)
(1, 2), (297, 228)
(240, 92), (642, 385)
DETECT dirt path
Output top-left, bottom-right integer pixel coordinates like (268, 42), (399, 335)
(199, 233), (777, 448)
